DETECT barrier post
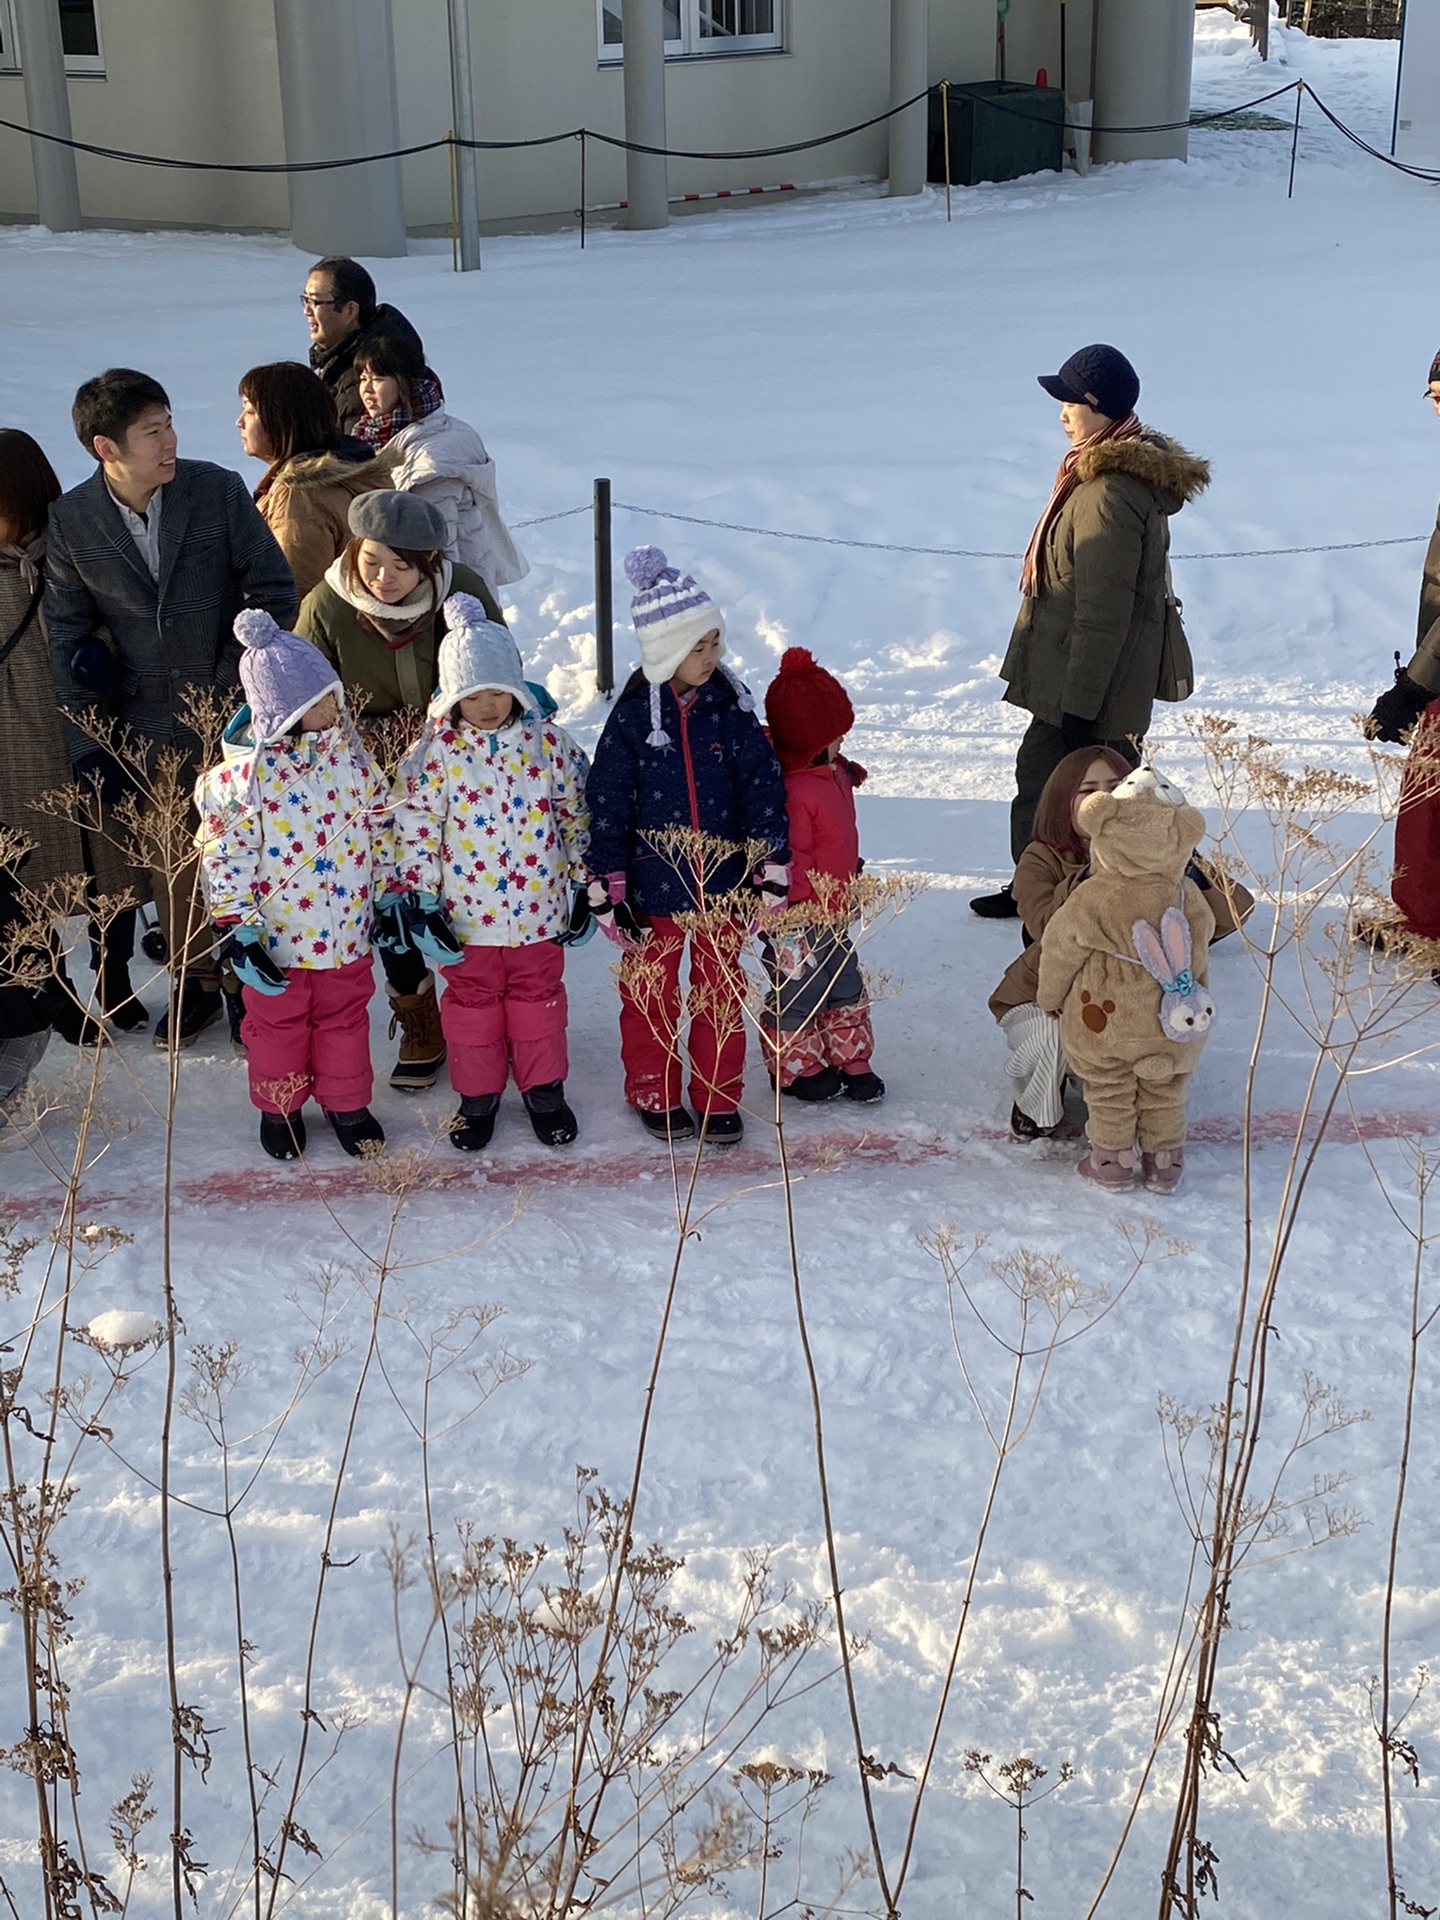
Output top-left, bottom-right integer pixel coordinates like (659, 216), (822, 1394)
(1287, 80), (1303, 199)
(941, 80), (952, 220)
(594, 478), (615, 697)
(579, 129), (588, 249)
(447, 132), (459, 273)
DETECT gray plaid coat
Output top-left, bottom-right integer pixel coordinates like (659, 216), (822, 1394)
(45, 460), (297, 763)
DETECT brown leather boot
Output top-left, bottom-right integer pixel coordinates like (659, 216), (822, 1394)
(386, 971), (445, 1091)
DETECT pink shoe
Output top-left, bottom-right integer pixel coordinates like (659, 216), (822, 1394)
(1076, 1143), (1137, 1190)
(1142, 1147), (1184, 1195)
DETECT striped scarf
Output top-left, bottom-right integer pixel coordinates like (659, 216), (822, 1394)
(354, 371), (445, 449)
(1019, 412), (1142, 599)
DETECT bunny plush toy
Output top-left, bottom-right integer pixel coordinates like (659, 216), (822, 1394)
(1036, 767), (1216, 1195)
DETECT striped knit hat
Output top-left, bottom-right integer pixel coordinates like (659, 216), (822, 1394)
(624, 543), (751, 748)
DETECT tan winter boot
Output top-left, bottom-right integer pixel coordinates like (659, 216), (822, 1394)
(386, 971), (445, 1091)
(1076, 1141), (1137, 1191)
(1141, 1146), (1184, 1195)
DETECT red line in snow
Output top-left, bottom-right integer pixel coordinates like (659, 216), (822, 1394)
(1, 1112), (1435, 1220)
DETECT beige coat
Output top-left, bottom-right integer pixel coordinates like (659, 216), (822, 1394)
(256, 447), (397, 603)
(1037, 779), (1215, 1149)
(1001, 432), (1210, 742)
(989, 838), (1252, 1022)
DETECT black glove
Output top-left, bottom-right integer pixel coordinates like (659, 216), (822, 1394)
(69, 637), (115, 695)
(1060, 712), (1097, 753)
(72, 749), (129, 808)
(1367, 671), (1433, 745)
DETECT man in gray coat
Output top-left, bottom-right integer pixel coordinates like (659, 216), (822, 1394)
(46, 368), (297, 1045)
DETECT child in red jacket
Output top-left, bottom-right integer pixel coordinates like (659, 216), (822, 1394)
(761, 648), (884, 1104)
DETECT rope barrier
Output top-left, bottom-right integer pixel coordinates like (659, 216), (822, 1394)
(0, 77), (1421, 181)
(609, 501), (1429, 563)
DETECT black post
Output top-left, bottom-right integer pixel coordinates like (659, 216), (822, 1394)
(594, 477), (614, 697)
(1287, 80), (1303, 200)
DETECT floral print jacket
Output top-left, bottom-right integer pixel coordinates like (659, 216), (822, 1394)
(194, 711), (394, 969)
(393, 713), (589, 946)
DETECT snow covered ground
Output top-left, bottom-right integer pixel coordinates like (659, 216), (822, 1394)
(2, 15), (1439, 1918)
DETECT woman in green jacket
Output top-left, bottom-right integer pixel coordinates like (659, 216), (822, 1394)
(295, 489), (506, 1089)
(972, 344), (1209, 918)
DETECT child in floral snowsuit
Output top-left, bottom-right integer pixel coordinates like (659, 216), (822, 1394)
(195, 608), (393, 1161)
(392, 594), (590, 1152)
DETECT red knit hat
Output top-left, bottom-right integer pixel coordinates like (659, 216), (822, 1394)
(764, 647), (855, 773)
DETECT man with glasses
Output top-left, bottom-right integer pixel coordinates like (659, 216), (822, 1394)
(1366, 351), (1440, 944)
(303, 257), (424, 434)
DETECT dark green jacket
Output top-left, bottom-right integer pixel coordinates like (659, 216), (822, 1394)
(1000, 431), (1210, 743)
(295, 562), (504, 717)
(1404, 506), (1440, 695)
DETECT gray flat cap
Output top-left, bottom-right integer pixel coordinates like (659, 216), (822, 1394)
(347, 489), (448, 550)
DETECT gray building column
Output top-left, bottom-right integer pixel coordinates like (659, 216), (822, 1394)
(273, 0), (408, 258)
(1092, 0), (1192, 166)
(621, 0), (668, 230)
(447, 0), (481, 270)
(14, 0), (81, 231)
(888, 0), (930, 197)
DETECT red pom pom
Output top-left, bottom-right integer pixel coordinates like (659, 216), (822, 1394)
(778, 647), (816, 675)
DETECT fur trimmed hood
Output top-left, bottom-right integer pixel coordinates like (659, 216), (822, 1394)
(1075, 430), (1210, 513)
(276, 442), (396, 494)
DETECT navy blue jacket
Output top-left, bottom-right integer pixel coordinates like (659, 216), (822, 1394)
(586, 671), (788, 917)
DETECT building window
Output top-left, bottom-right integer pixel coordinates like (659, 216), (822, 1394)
(599, 0), (781, 61)
(0, 0), (104, 74)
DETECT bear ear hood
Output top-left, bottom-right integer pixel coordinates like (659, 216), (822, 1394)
(1078, 770), (1205, 881)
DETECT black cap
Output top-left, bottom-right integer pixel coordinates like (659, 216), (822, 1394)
(1038, 344), (1140, 421)
(1429, 348), (1440, 386)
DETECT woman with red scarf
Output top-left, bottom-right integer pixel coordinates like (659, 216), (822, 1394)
(972, 344), (1210, 918)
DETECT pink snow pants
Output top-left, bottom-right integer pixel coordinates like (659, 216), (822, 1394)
(1393, 701), (1440, 939)
(243, 954), (375, 1116)
(440, 940), (568, 1097)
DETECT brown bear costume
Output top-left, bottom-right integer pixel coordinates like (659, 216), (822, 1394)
(1037, 768), (1215, 1190)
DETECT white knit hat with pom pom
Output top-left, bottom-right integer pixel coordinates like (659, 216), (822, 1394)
(626, 544), (726, 684)
(624, 544), (753, 749)
(233, 608), (343, 745)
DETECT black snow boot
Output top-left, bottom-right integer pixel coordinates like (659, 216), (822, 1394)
(450, 1093), (501, 1153)
(260, 1110), (307, 1160)
(522, 1080), (578, 1147)
(323, 1107), (386, 1157)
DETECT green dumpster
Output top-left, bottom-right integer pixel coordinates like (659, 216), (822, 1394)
(928, 81), (1066, 187)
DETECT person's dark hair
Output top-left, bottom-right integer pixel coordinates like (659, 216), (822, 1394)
(340, 534), (444, 603)
(1031, 744), (1136, 860)
(239, 362), (340, 472)
(71, 369), (171, 457)
(352, 332), (428, 414)
(0, 428), (62, 542)
(311, 256), (377, 327)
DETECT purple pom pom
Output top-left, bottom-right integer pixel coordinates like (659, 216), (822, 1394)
(234, 607), (282, 651)
(624, 544), (675, 593)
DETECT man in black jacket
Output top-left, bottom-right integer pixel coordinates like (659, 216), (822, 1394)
(46, 368), (297, 1047)
(303, 257), (424, 435)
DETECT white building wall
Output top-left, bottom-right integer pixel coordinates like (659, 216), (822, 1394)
(0, 0), (1102, 233)
(1395, 0), (1440, 171)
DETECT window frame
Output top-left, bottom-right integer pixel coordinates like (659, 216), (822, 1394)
(0, 0), (106, 76)
(597, 0), (783, 66)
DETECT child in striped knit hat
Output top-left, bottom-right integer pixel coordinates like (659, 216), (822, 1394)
(584, 546), (788, 1147)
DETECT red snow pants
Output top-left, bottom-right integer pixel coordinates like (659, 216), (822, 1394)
(440, 940), (568, 1097)
(1393, 703), (1440, 939)
(244, 954), (375, 1115)
(618, 916), (747, 1116)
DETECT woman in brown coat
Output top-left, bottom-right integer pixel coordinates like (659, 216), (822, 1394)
(0, 428), (146, 1035)
(237, 361), (394, 601)
(990, 746), (1250, 1140)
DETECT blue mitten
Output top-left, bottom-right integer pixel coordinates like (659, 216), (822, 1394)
(405, 891), (463, 965)
(556, 882), (596, 949)
(372, 894), (409, 956)
(221, 924), (287, 996)
(70, 637), (115, 696)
